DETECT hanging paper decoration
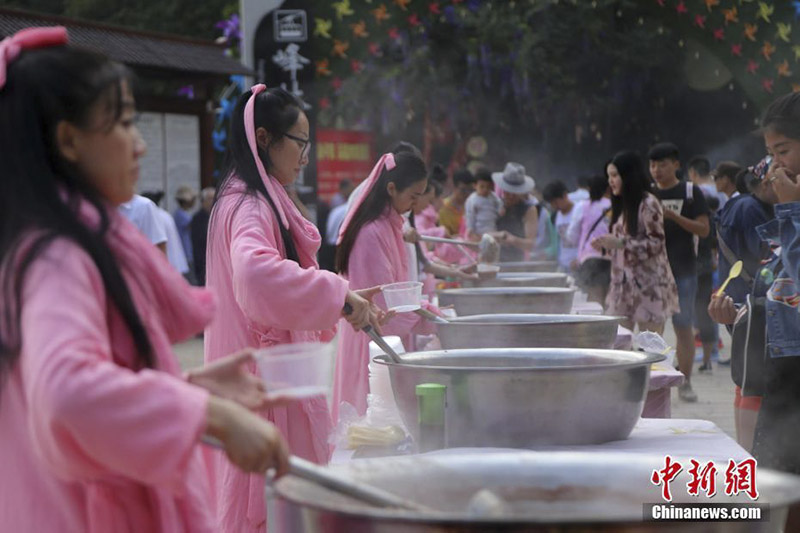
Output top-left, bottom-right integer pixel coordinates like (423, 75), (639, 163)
(761, 41), (775, 61)
(793, 45), (800, 61)
(731, 43), (743, 56)
(761, 78), (774, 93)
(777, 60), (792, 77)
(408, 13), (421, 26)
(793, 1), (800, 20)
(350, 59), (364, 73)
(368, 42), (382, 56)
(331, 77), (343, 90)
(218, 97), (235, 120)
(177, 85), (194, 99)
(705, 0), (719, 11)
(333, 0), (355, 20)
(756, 3), (774, 24)
(777, 23), (792, 43)
(388, 27), (401, 40)
(319, 97), (331, 110)
(744, 24), (758, 42)
(372, 4), (390, 23)
(394, 0), (411, 11)
(332, 39), (350, 58)
(694, 15), (706, 29)
(215, 14), (241, 46)
(723, 7), (738, 25)
(350, 20), (369, 38)
(428, 2), (441, 15)
(747, 60), (760, 74)
(656, 0), (665, 7)
(713, 28), (724, 40)
(316, 58), (332, 76)
(676, 1), (688, 15)
(212, 129), (227, 152)
(314, 18), (333, 39)
(230, 75), (245, 92)
(466, 0), (481, 12)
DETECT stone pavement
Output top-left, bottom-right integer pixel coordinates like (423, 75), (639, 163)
(173, 321), (739, 440)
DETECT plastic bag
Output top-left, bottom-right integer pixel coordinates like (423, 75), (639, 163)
(329, 395), (409, 450)
(633, 330), (675, 368)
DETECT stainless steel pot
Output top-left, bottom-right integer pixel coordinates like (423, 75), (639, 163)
(272, 451), (800, 532)
(375, 348), (662, 447)
(437, 314), (621, 349)
(460, 272), (569, 288)
(438, 287), (575, 315)
(498, 260), (559, 272)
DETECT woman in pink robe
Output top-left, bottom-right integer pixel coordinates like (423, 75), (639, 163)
(204, 85), (382, 531)
(333, 151), (438, 421)
(0, 29), (288, 532)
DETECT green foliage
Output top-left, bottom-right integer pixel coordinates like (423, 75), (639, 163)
(6, 0), (237, 39)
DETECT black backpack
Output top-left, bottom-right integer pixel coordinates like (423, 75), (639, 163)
(719, 231), (780, 396)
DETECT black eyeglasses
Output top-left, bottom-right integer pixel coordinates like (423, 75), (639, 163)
(284, 132), (311, 159)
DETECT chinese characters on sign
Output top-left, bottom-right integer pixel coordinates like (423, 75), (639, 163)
(651, 456), (759, 502)
(316, 129), (374, 203)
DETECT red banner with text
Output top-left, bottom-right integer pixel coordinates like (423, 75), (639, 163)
(316, 129), (374, 203)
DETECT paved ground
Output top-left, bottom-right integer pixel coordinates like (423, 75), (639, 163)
(174, 321), (738, 439)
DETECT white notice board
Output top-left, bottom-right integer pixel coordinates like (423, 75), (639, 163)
(135, 112), (201, 214)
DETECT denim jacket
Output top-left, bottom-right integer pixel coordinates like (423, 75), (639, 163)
(759, 202), (800, 358)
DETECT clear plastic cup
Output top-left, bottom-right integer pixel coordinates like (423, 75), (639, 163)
(382, 281), (424, 312)
(476, 263), (500, 280)
(255, 342), (335, 400)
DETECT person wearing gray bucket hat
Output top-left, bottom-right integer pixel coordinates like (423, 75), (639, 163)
(492, 162), (536, 194)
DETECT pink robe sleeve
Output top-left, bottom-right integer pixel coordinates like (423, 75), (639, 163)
(347, 223), (436, 336)
(229, 202), (349, 331)
(19, 240), (208, 494)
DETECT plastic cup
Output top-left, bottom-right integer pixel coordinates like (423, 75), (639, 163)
(255, 342), (334, 400)
(382, 281), (423, 312)
(476, 263), (500, 280)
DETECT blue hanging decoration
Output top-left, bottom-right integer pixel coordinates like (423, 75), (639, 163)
(467, 0), (481, 13)
(218, 96), (236, 123)
(443, 5), (458, 25)
(230, 75), (246, 92)
(793, 1), (800, 20)
(212, 129), (227, 152)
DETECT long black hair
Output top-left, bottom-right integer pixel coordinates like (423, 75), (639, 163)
(761, 92), (800, 140)
(214, 87), (303, 262)
(0, 46), (155, 382)
(608, 151), (653, 236)
(335, 151), (427, 274)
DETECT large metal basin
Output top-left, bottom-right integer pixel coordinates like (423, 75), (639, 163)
(498, 260), (559, 272)
(273, 451), (800, 532)
(375, 348), (662, 448)
(438, 314), (621, 349)
(438, 287), (575, 315)
(461, 272), (569, 288)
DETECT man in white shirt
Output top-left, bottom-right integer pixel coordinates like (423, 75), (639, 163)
(118, 194), (167, 253)
(542, 180), (578, 272)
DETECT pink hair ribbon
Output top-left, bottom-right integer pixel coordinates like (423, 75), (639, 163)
(336, 152), (396, 245)
(243, 83), (290, 228)
(0, 26), (68, 90)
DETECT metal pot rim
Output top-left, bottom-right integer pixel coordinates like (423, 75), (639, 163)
(441, 314), (624, 326)
(439, 287), (575, 296)
(373, 348), (665, 371)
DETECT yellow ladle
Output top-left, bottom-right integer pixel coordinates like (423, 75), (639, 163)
(716, 260), (743, 297)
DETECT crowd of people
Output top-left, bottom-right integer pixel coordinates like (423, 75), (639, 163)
(4, 26), (800, 532)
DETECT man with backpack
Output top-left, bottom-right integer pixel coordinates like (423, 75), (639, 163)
(649, 143), (710, 403)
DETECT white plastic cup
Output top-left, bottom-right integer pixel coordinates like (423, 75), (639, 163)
(255, 342), (335, 400)
(382, 281), (423, 312)
(476, 263), (500, 279)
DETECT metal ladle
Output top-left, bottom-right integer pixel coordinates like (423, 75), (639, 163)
(343, 303), (404, 363)
(201, 438), (427, 511)
(419, 233), (499, 264)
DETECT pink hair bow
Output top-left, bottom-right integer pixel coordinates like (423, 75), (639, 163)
(0, 26), (68, 89)
(336, 152), (396, 245)
(243, 83), (293, 228)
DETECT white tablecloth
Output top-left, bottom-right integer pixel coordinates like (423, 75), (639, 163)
(332, 418), (749, 464)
